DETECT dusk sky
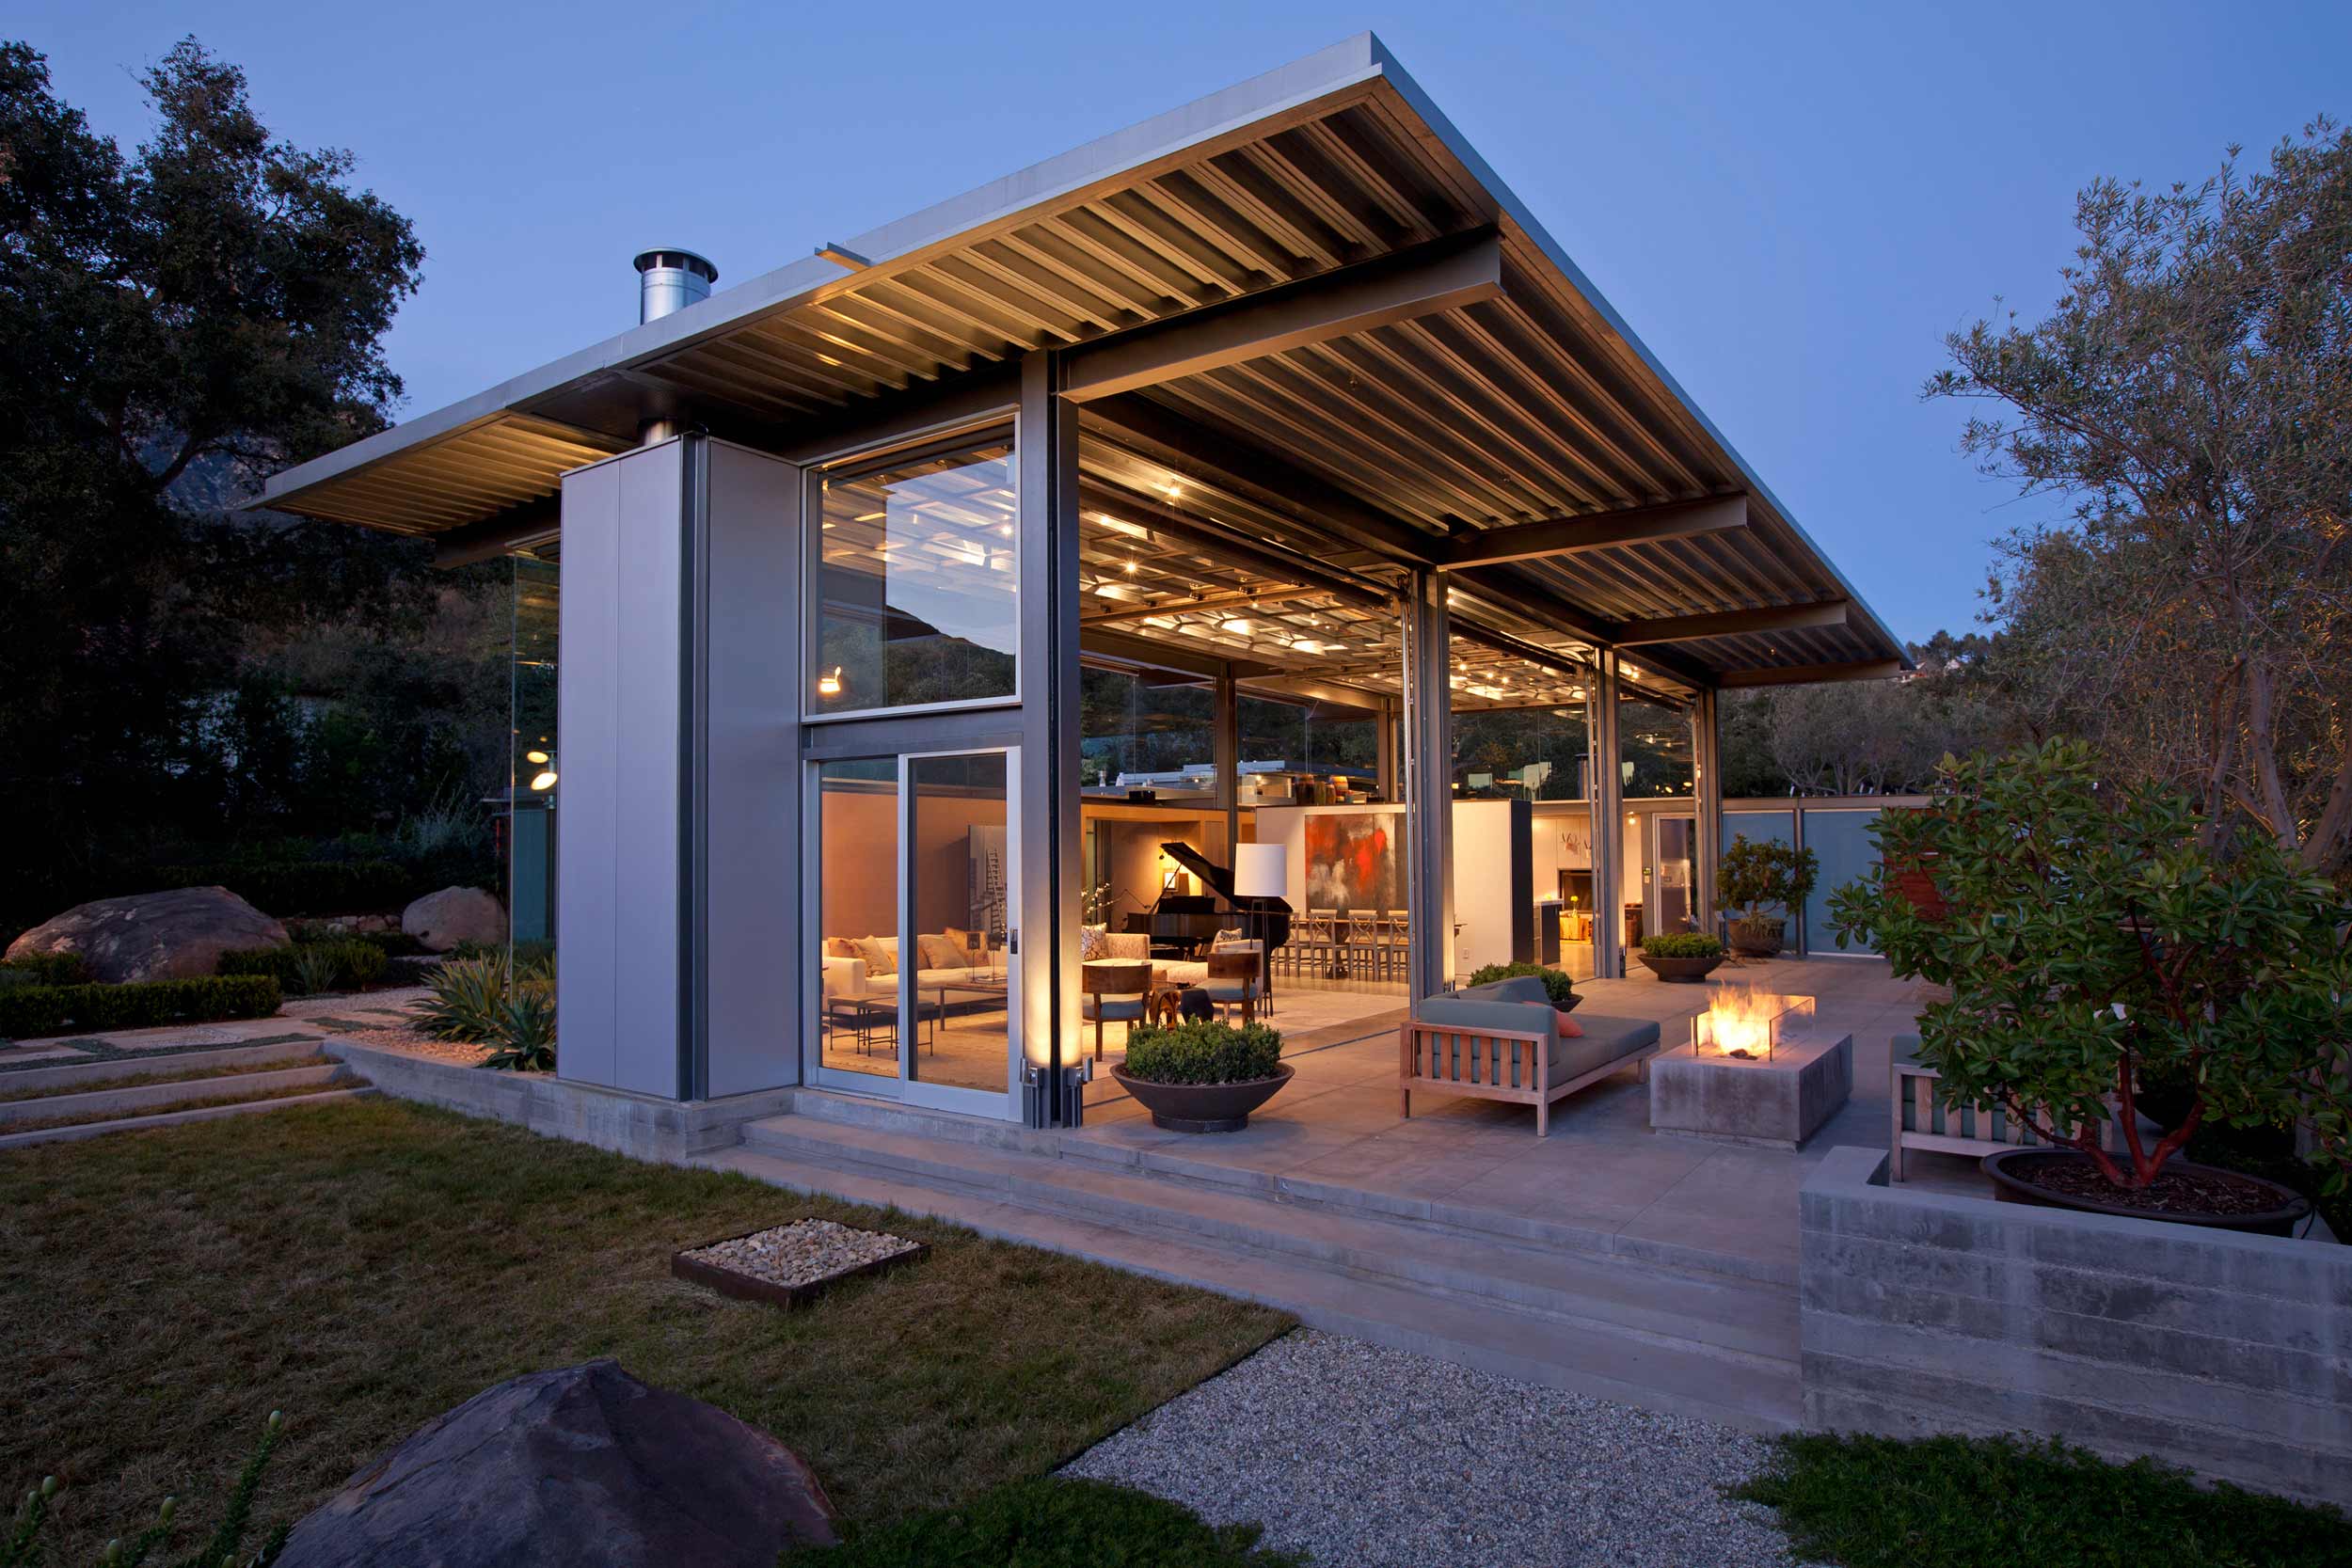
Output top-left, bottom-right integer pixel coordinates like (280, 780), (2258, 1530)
(21, 1), (2349, 641)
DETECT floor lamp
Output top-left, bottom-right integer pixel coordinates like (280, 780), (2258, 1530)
(1232, 843), (1287, 1010)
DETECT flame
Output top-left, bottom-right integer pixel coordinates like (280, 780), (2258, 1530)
(1700, 986), (1784, 1060)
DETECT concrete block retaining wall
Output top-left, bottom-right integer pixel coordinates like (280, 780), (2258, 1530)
(1800, 1146), (2352, 1508)
(324, 1039), (796, 1163)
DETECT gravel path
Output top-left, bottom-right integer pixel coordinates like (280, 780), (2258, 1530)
(1061, 1329), (1804, 1567)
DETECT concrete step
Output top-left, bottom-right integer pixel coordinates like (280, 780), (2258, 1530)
(0, 1086), (378, 1149)
(0, 1063), (349, 1126)
(777, 1085), (1795, 1286)
(699, 1140), (1801, 1432)
(0, 1036), (326, 1097)
(740, 1111), (1796, 1360)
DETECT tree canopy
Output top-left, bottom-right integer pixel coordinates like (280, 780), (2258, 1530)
(1932, 119), (2352, 873)
(0, 39), (500, 929)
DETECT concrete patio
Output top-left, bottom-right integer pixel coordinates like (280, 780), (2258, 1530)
(1071, 953), (1931, 1284)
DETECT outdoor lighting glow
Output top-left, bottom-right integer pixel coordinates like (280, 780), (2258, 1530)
(817, 666), (844, 698)
(525, 750), (549, 765)
(1123, 560), (1137, 574)
(530, 769), (559, 792)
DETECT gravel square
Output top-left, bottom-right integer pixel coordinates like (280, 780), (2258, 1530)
(674, 1218), (926, 1307)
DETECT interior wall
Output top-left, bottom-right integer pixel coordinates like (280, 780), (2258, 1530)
(818, 782), (1005, 942)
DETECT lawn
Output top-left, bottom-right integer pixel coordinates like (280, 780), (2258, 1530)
(0, 1099), (1290, 1559)
(1736, 1431), (2352, 1568)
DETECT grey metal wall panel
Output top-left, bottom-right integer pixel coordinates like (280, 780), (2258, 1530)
(610, 442), (686, 1096)
(702, 440), (803, 1098)
(555, 461), (622, 1088)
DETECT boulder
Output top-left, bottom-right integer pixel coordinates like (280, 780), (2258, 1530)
(4, 887), (288, 984)
(274, 1360), (836, 1568)
(401, 886), (505, 952)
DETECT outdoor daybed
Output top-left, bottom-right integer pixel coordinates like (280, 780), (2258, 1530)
(1399, 974), (1661, 1136)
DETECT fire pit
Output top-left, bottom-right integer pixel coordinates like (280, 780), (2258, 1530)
(1647, 988), (1851, 1148)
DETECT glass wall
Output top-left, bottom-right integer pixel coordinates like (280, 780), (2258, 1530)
(1239, 695), (1380, 784)
(907, 753), (1012, 1095)
(810, 433), (1017, 716)
(1451, 705), (1588, 800)
(1080, 664), (1214, 788)
(815, 758), (899, 1080)
(508, 555), (560, 945)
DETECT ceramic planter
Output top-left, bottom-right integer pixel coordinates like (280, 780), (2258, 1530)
(1728, 916), (1786, 958)
(1980, 1148), (2312, 1238)
(1637, 952), (1724, 983)
(1112, 1064), (1295, 1132)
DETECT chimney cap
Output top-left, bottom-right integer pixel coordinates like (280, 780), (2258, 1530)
(632, 248), (719, 285)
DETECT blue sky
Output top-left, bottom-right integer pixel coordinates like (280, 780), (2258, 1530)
(21, 2), (2349, 641)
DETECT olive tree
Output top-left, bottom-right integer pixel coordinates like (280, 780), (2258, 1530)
(1932, 119), (2352, 873)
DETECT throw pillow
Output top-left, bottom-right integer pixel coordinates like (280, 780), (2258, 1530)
(851, 935), (898, 978)
(1079, 924), (1109, 960)
(1213, 926), (1247, 947)
(916, 933), (964, 970)
(944, 927), (989, 961)
(1557, 1017), (1583, 1038)
(823, 937), (860, 959)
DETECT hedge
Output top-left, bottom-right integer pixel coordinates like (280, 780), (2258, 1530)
(0, 974), (282, 1039)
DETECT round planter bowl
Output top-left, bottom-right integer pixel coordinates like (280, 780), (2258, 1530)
(1980, 1148), (2312, 1238)
(1112, 1064), (1295, 1133)
(1727, 918), (1785, 958)
(1637, 953), (1724, 983)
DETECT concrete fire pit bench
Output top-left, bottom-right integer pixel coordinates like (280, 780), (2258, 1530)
(1647, 993), (1851, 1148)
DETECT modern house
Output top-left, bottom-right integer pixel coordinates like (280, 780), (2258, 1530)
(261, 34), (1906, 1131)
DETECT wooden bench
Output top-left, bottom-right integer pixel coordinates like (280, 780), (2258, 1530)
(1889, 1039), (2134, 1181)
(1400, 1006), (1661, 1137)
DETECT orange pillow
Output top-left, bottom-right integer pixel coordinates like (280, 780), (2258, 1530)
(1557, 1016), (1583, 1037)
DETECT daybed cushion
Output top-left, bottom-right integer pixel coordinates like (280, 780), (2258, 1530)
(1549, 1014), (1659, 1085)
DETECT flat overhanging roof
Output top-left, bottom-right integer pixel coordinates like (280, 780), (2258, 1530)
(260, 32), (1905, 689)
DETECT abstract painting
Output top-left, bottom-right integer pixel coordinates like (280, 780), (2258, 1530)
(1303, 811), (1402, 911)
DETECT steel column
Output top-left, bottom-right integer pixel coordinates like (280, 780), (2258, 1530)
(1017, 351), (1082, 1124)
(1691, 688), (1722, 938)
(1588, 650), (1625, 979)
(1401, 573), (1454, 997)
(1215, 666), (1240, 860)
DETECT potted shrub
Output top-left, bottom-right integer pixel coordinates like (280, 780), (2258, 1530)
(1636, 931), (1724, 982)
(1830, 739), (2350, 1236)
(1717, 835), (1820, 958)
(1111, 1019), (1291, 1132)
(1466, 959), (1579, 1023)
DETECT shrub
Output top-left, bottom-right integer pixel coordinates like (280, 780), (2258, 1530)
(218, 938), (387, 996)
(1, 952), (95, 988)
(0, 975), (280, 1039)
(417, 951), (556, 1071)
(1640, 932), (1724, 958)
(1718, 834), (1820, 925)
(781, 1476), (1303, 1566)
(1829, 739), (2352, 1196)
(1120, 1021), (1282, 1085)
(2, 1410), (290, 1568)
(1466, 960), (1576, 1006)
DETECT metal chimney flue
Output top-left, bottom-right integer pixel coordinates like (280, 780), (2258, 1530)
(632, 248), (718, 325)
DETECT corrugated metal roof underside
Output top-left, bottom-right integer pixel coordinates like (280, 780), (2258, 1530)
(261, 67), (1899, 682)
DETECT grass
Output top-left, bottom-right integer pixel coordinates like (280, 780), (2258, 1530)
(0, 1053), (335, 1104)
(1733, 1431), (2352, 1568)
(0, 1100), (1290, 1560)
(784, 1477), (1304, 1565)
(0, 1078), (354, 1133)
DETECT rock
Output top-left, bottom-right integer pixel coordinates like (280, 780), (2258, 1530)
(275, 1360), (836, 1568)
(4, 887), (288, 984)
(401, 886), (505, 952)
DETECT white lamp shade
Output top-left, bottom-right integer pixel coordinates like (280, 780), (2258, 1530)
(1232, 842), (1288, 900)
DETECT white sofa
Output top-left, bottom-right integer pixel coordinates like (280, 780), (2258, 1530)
(822, 935), (1002, 1003)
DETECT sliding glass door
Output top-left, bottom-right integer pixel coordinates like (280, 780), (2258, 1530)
(809, 748), (1021, 1117)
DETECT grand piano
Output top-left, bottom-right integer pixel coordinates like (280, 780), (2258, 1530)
(1141, 841), (1294, 965)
